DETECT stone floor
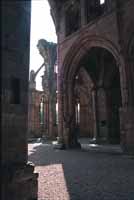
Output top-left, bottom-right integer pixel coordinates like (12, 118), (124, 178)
(28, 139), (134, 200)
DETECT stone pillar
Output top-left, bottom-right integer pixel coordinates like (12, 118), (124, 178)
(62, 82), (81, 149)
(115, 0), (134, 154)
(46, 100), (49, 137)
(97, 87), (109, 142)
(48, 97), (57, 139)
(1, 1), (38, 199)
(57, 77), (64, 146)
(91, 88), (98, 140)
(48, 99), (53, 138)
(120, 107), (134, 154)
(64, 82), (73, 147)
(120, 59), (134, 154)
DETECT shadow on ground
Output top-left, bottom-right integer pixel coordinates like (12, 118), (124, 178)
(28, 141), (134, 200)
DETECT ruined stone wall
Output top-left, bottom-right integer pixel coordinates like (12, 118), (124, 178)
(28, 89), (44, 138)
(36, 39), (58, 139)
(28, 75), (58, 139)
(57, 3), (121, 147)
(50, 0), (134, 151)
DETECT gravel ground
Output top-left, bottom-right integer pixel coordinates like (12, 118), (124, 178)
(28, 141), (134, 200)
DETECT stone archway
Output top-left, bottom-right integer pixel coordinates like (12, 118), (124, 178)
(61, 36), (127, 106)
(59, 36), (127, 148)
(74, 68), (94, 138)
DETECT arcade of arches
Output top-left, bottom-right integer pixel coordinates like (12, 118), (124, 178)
(1, 0), (134, 199)
(72, 47), (122, 144)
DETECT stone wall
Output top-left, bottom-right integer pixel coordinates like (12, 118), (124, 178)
(28, 89), (44, 138)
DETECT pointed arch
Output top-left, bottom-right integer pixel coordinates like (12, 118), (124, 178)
(60, 35), (128, 107)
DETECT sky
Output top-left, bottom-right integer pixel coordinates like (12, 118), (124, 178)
(29, 0), (57, 91)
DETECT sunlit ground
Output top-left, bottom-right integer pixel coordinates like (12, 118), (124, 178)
(37, 164), (70, 200)
(28, 142), (70, 200)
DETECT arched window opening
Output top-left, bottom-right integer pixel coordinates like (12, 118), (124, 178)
(85, 0), (106, 23)
(56, 102), (58, 125)
(65, 0), (80, 36)
(39, 96), (45, 125)
(75, 100), (80, 126)
(100, 0), (105, 5)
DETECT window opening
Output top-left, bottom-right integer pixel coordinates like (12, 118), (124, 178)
(75, 101), (80, 125)
(10, 78), (21, 104)
(56, 102), (58, 125)
(40, 97), (44, 125)
(65, 0), (80, 36)
(85, 0), (105, 23)
(100, 0), (105, 5)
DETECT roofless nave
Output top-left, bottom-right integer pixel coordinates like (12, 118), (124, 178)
(1, 0), (134, 199)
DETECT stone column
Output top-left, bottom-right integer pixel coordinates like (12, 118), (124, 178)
(115, 0), (134, 153)
(120, 106), (134, 153)
(48, 99), (53, 138)
(61, 80), (73, 148)
(46, 99), (49, 137)
(62, 81), (81, 149)
(57, 75), (64, 147)
(97, 87), (109, 142)
(120, 59), (134, 153)
(91, 88), (98, 140)
(1, 1), (38, 200)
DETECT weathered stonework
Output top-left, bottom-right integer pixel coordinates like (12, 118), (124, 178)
(28, 89), (45, 138)
(28, 39), (58, 140)
(1, 1), (134, 199)
(48, 0), (134, 152)
(2, 162), (38, 200)
(1, 1), (38, 199)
